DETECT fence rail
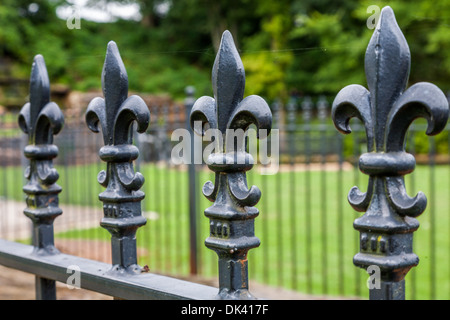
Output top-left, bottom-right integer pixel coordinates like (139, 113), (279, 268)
(0, 239), (217, 300)
(0, 6), (449, 300)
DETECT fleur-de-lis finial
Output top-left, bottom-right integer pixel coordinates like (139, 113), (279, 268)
(18, 55), (64, 299)
(332, 6), (449, 299)
(190, 31), (272, 299)
(18, 54), (64, 250)
(86, 41), (150, 273)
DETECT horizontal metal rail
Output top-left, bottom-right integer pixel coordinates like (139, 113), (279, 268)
(0, 239), (218, 300)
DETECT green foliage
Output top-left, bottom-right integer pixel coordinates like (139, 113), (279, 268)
(241, 1), (294, 101)
(1, 0), (450, 103)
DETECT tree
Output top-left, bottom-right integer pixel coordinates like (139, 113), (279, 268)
(2, 0), (449, 103)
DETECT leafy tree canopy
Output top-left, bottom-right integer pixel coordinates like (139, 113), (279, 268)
(1, 0), (449, 103)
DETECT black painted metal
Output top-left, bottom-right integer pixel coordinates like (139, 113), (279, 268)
(18, 54), (64, 299)
(190, 30), (272, 299)
(184, 86), (199, 275)
(332, 6), (449, 300)
(0, 239), (217, 300)
(85, 41), (150, 274)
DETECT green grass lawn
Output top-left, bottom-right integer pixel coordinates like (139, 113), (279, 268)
(3, 162), (450, 300)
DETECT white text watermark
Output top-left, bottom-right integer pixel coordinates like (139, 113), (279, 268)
(66, 265), (81, 289)
(170, 122), (280, 174)
(367, 265), (381, 289)
(66, 6), (81, 30)
(367, 5), (381, 29)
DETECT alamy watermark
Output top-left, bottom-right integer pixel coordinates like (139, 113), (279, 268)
(171, 122), (280, 174)
(66, 6), (81, 30)
(66, 265), (81, 289)
(367, 5), (381, 29)
(367, 265), (381, 290)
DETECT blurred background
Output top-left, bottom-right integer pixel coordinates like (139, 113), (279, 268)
(1, 0), (450, 300)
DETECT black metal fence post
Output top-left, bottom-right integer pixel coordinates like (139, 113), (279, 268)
(301, 96), (313, 293)
(332, 6), (449, 300)
(184, 85), (198, 275)
(190, 30), (272, 299)
(318, 95), (329, 294)
(286, 96), (298, 290)
(18, 55), (64, 299)
(85, 41), (150, 274)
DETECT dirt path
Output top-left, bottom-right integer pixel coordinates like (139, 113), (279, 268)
(0, 200), (104, 241)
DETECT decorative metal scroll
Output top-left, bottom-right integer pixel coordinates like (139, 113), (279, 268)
(332, 6), (449, 300)
(86, 41), (150, 273)
(190, 30), (272, 299)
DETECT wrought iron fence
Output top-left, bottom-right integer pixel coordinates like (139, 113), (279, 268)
(0, 6), (449, 300)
